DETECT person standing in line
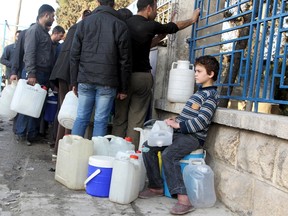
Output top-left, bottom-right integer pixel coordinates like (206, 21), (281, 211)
(139, 55), (220, 215)
(49, 9), (92, 157)
(112, 0), (200, 149)
(15, 4), (55, 146)
(70, 0), (131, 137)
(0, 30), (21, 84)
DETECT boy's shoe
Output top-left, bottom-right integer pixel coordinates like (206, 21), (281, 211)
(16, 135), (31, 146)
(170, 202), (195, 215)
(138, 189), (163, 199)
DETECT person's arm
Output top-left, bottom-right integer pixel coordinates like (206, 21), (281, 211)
(150, 34), (166, 48)
(0, 46), (11, 67)
(175, 8), (200, 30)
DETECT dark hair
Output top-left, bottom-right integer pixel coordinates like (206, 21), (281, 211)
(15, 30), (22, 35)
(194, 55), (220, 81)
(82, 9), (92, 18)
(52, 25), (65, 34)
(98, 0), (115, 7)
(38, 4), (55, 17)
(137, 0), (155, 12)
(118, 8), (133, 21)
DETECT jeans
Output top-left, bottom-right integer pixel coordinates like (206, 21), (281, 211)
(142, 133), (200, 196)
(72, 83), (116, 137)
(16, 71), (50, 138)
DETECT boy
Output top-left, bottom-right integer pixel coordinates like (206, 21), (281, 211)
(139, 55), (220, 215)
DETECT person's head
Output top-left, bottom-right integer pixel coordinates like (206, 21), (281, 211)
(37, 4), (55, 29)
(15, 30), (21, 41)
(98, 0), (115, 7)
(118, 8), (133, 21)
(194, 55), (219, 85)
(51, 25), (65, 43)
(82, 9), (92, 19)
(137, 0), (157, 20)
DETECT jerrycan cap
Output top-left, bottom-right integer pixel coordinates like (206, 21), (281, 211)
(41, 85), (48, 90)
(136, 150), (141, 153)
(125, 137), (133, 142)
(130, 154), (138, 160)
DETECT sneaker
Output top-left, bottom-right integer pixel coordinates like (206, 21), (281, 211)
(138, 189), (163, 199)
(16, 135), (31, 146)
(0, 127), (3, 131)
(52, 154), (57, 162)
(170, 202), (195, 215)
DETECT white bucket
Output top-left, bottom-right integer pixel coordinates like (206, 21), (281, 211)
(55, 135), (94, 190)
(0, 81), (17, 118)
(109, 153), (141, 204)
(167, 60), (195, 103)
(10, 79), (47, 118)
(58, 91), (78, 129)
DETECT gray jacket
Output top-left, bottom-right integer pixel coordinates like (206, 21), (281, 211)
(24, 23), (53, 77)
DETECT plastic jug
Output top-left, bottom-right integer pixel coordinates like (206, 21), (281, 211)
(136, 150), (147, 192)
(183, 159), (216, 208)
(0, 80), (17, 118)
(147, 120), (173, 147)
(55, 135), (94, 190)
(10, 79), (47, 118)
(109, 153), (141, 204)
(92, 136), (110, 156)
(58, 91), (78, 129)
(134, 119), (156, 150)
(167, 60), (195, 103)
(108, 135), (135, 157)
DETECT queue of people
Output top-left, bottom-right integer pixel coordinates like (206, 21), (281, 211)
(0, 1), (222, 215)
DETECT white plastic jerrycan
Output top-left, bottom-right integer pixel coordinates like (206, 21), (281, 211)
(92, 136), (110, 156)
(109, 152), (141, 204)
(58, 91), (78, 129)
(0, 80), (17, 118)
(107, 135), (135, 157)
(10, 79), (47, 118)
(147, 120), (173, 147)
(134, 119), (156, 150)
(183, 159), (216, 208)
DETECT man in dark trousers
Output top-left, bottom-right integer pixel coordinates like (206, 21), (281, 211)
(112, 0), (200, 149)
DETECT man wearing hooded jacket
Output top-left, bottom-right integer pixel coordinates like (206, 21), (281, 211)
(70, 0), (131, 137)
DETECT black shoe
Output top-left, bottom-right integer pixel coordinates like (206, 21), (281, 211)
(27, 136), (43, 143)
(0, 127), (4, 131)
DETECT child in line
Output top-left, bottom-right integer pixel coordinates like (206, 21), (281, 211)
(139, 55), (220, 215)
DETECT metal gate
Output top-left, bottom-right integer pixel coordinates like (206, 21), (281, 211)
(188, 0), (288, 113)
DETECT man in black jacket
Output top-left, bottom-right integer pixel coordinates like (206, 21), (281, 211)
(70, 0), (131, 137)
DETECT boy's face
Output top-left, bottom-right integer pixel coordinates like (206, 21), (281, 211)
(195, 64), (214, 87)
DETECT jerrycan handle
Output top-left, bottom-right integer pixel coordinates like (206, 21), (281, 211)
(188, 158), (206, 165)
(104, 134), (116, 139)
(84, 169), (101, 188)
(171, 62), (178, 69)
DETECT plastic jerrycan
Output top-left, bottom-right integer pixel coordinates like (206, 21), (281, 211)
(183, 159), (216, 208)
(58, 91), (78, 129)
(55, 135), (94, 190)
(107, 135), (135, 157)
(136, 150), (147, 192)
(0, 80), (17, 118)
(167, 60), (195, 103)
(134, 119), (156, 151)
(10, 79), (47, 118)
(109, 153), (141, 204)
(92, 136), (110, 156)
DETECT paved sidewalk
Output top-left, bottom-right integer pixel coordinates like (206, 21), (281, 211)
(0, 118), (237, 216)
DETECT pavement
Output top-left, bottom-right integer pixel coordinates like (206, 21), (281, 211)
(0, 117), (237, 216)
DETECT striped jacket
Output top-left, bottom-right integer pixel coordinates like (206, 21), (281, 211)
(176, 86), (219, 143)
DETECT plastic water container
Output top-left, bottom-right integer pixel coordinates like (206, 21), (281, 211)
(134, 119), (156, 150)
(85, 155), (114, 197)
(183, 159), (216, 208)
(92, 136), (110, 156)
(10, 79), (47, 118)
(162, 149), (205, 198)
(136, 150), (147, 192)
(167, 60), (195, 103)
(0, 81), (17, 118)
(55, 135), (93, 190)
(108, 135), (135, 157)
(58, 91), (78, 129)
(109, 153), (141, 204)
(147, 121), (173, 147)
(44, 89), (58, 123)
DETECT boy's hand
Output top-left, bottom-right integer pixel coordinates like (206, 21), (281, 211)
(165, 118), (180, 129)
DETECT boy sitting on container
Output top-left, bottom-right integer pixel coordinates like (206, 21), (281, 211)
(139, 55), (220, 215)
